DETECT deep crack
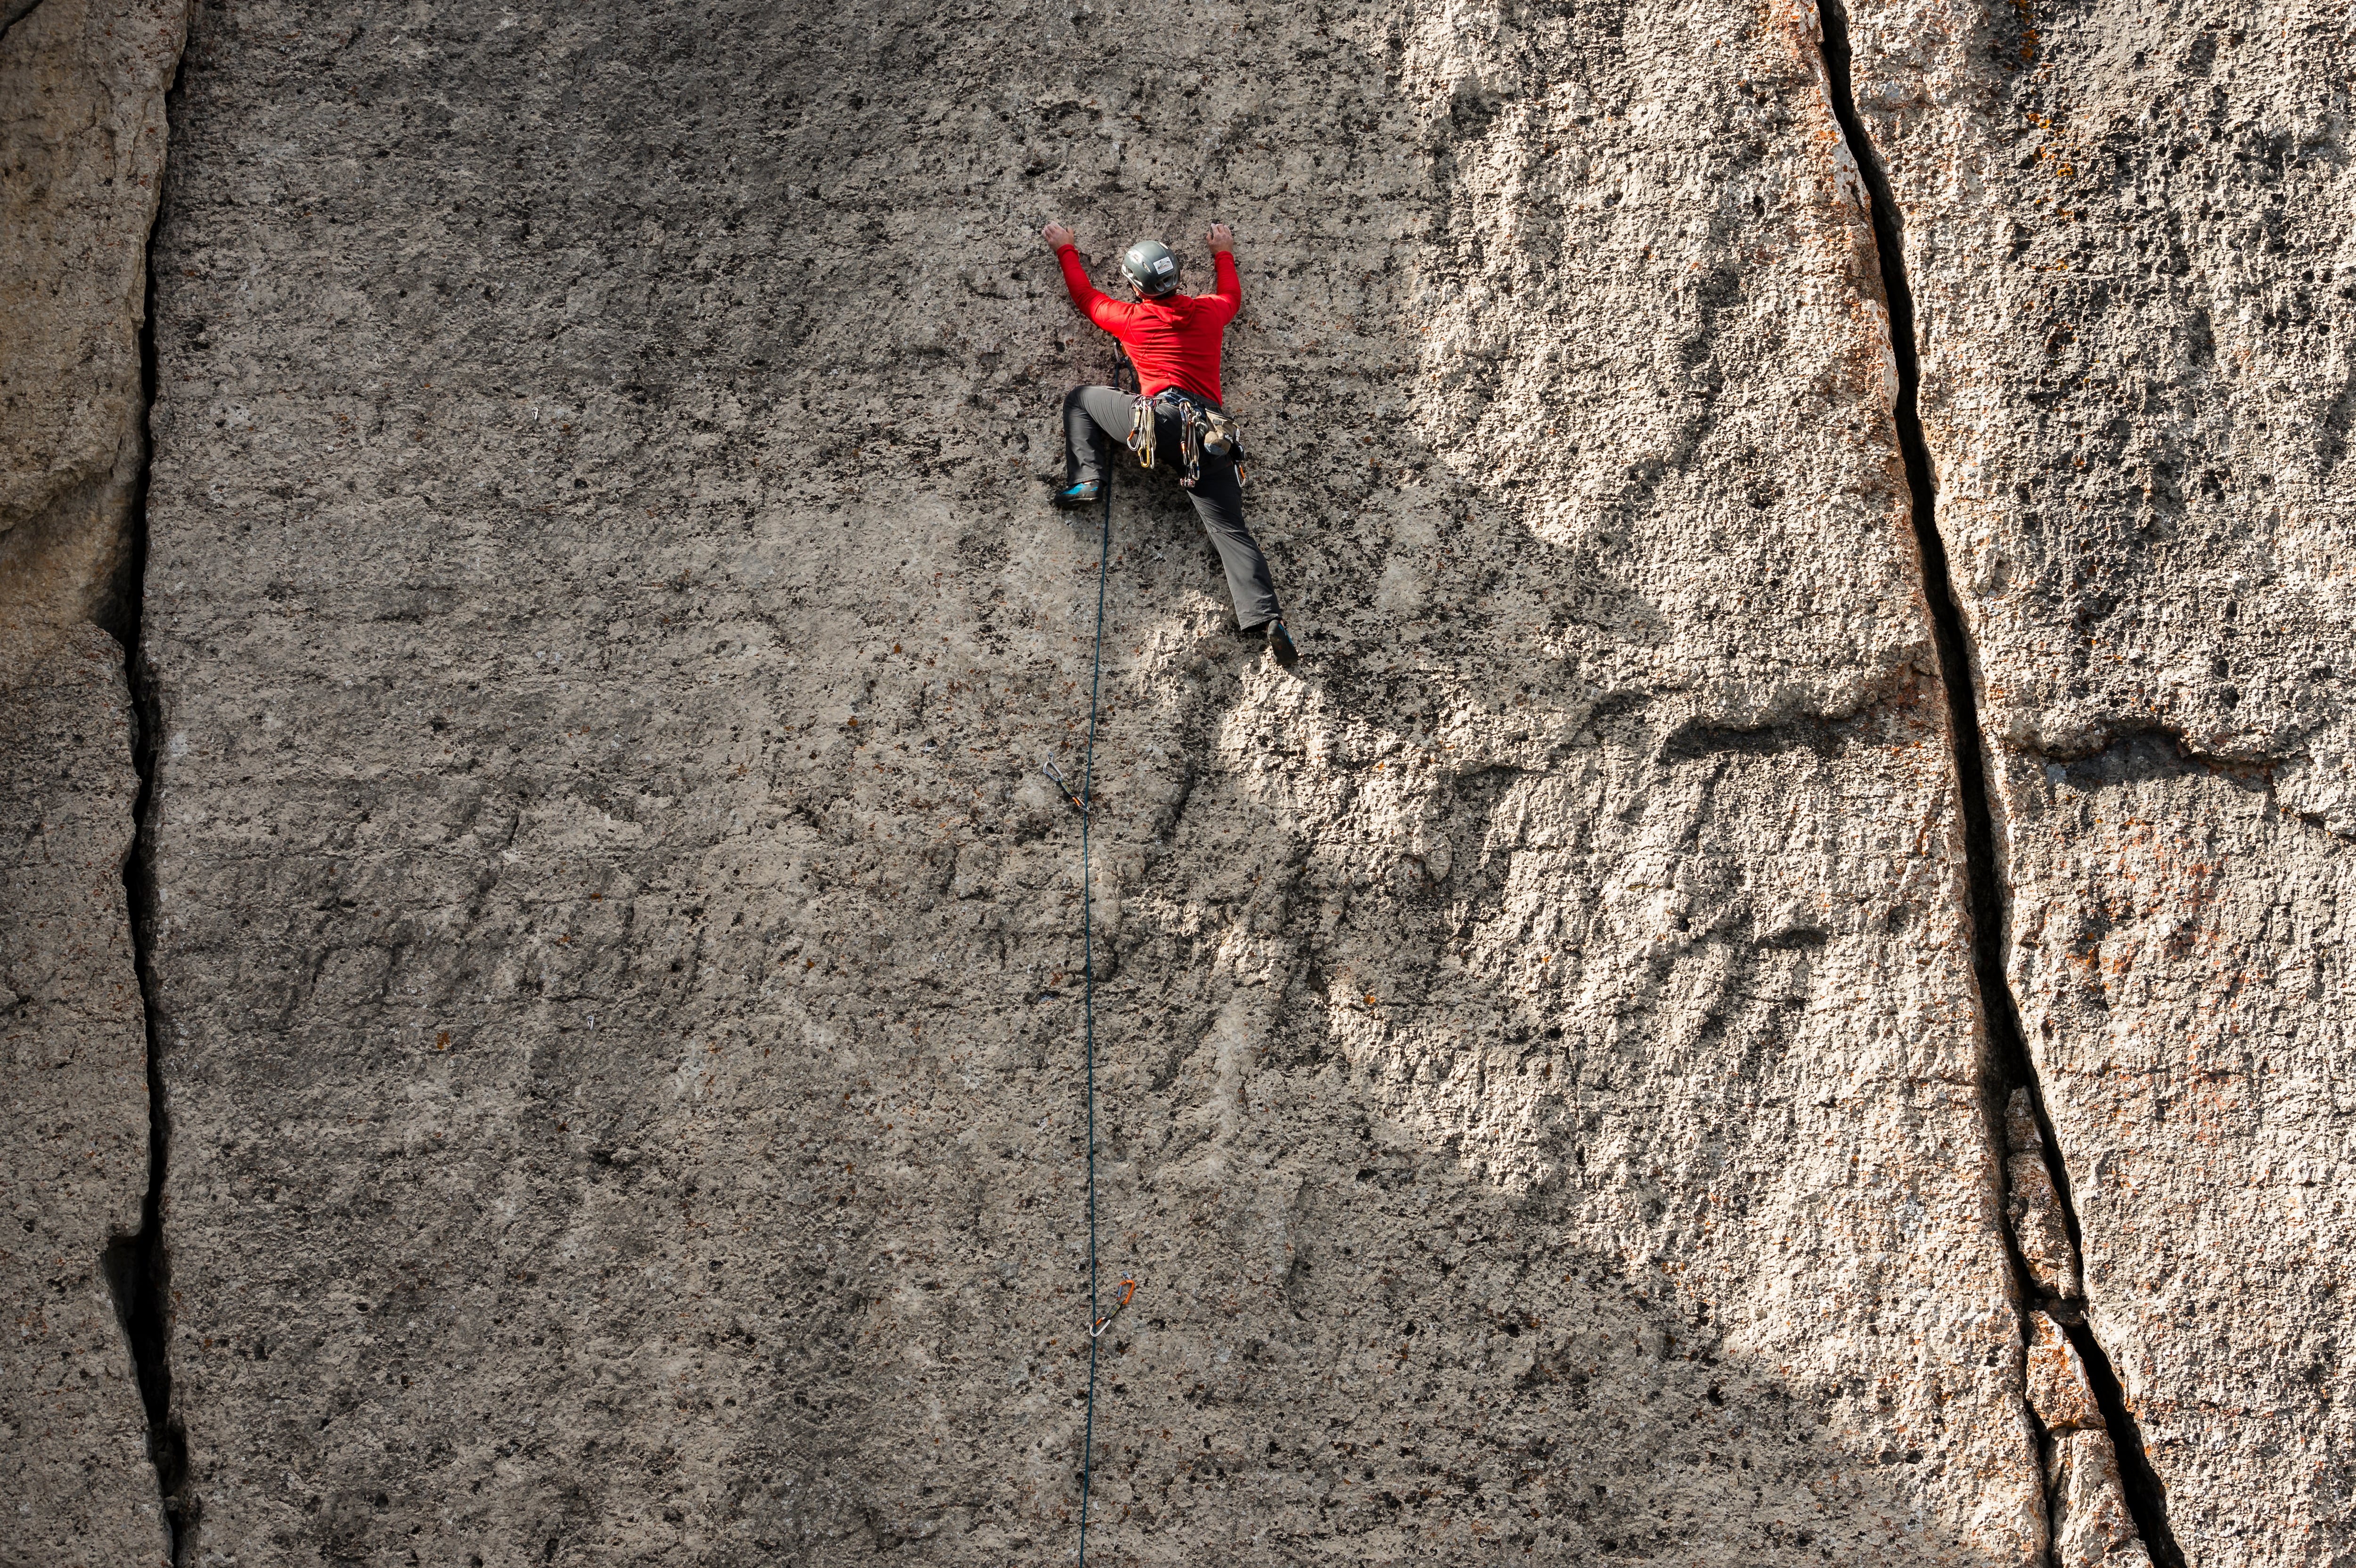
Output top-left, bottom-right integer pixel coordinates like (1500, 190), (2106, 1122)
(0, 0), (49, 48)
(101, 41), (198, 1565)
(1813, 3), (2184, 1563)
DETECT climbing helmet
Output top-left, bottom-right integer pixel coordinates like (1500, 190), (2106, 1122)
(1121, 239), (1181, 296)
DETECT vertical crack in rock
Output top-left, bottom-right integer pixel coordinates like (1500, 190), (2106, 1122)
(104, 65), (196, 1564)
(1813, 5), (2182, 1564)
(0, 0), (51, 48)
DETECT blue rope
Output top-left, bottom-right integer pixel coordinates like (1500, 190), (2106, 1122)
(1075, 430), (1112, 1565)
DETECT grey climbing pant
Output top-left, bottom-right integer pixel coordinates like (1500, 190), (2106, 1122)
(1062, 384), (1281, 631)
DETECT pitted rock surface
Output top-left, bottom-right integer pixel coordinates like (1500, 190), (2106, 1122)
(0, 0), (184, 630)
(5, 0), (2353, 1561)
(0, 630), (167, 1568)
(130, 0), (2039, 1561)
(0, 0), (185, 1562)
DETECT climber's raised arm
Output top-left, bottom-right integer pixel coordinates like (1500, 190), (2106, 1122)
(1202, 224), (1241, 327)
(1043, 221), (1130, 333)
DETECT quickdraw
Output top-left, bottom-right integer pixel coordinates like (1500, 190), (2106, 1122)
(1177, 400), (1205, 490)
(1090, 1277), (1140, 1338)
(1127, 396), (1157, 469)
(1041, 759), (1088, 817)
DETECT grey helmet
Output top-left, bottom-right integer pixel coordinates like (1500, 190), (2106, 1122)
(1121, 239), (1181, 296)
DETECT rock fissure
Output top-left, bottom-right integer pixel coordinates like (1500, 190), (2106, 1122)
(2018, 723), (2356, 847)
(0, 0), (49, 47)
(2272, 796), (2356, 846)
(1813, 3), (2182, 1563)
(110, 57), (196, 1564)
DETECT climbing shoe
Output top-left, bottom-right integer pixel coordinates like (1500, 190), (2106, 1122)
(1051, 480), (1102, 509)
(1265, 618), (1299, 670)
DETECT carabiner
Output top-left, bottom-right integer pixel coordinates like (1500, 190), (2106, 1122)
(1090, 1277), (1140, 1338)
(1041, 759), (1087, 817)
(1128, 396), (1157, 468)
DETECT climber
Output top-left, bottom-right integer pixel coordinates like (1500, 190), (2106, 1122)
(1042, 220), (1298, 670)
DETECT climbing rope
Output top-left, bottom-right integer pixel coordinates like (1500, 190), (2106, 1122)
(1033, 351), (1159, 1560)
(1074, 419), (1110, 1565)
(1070, 351), (1139, 1566)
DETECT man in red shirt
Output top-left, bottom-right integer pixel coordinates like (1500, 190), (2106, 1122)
(1043, 220), (1296, 670)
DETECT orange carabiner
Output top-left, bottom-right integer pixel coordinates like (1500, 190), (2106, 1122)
(1090, 1277), (1140, 1338)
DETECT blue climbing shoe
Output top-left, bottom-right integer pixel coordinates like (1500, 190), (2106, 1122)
(1052, 480), (1102, 509)
(1266, 618), (1299, 670)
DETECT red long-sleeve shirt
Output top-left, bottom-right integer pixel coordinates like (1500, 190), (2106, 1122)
(1055, 244), (1240, 405)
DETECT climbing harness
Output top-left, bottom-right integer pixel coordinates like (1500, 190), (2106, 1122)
(1126, 389), (1248, 491)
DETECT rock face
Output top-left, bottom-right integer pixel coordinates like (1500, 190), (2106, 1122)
(2, 0), (2350, 1563)
(0, 630), (166, 1568)
(1839, 0), (2356, 1557)
(134, 0), (2044, 1560)
(2026, 1313), (2151, 1568)
(0, 1), (185, 1564)
(0, 0), (183, 630)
